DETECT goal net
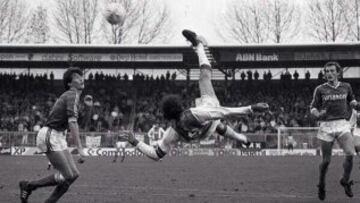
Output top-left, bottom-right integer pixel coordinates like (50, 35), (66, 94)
(277, 127), (319, 150)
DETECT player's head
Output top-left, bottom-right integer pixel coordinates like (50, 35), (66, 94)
(323, 61), (342, 82)
(63, 67), (84, 90)
(161, 94), (183, 121)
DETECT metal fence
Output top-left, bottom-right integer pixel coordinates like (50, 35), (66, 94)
(0, 131), (126, 148)
(0, 130), (291, 150)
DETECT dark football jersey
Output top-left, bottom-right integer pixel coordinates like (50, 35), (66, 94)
(310, 82), (355, 121)
(174, 109), (213, 142)
(45, 89), (80, 131)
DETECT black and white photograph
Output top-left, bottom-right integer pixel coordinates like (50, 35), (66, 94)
(1, 0), (360, 202)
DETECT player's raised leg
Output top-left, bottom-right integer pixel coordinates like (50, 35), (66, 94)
(182, 29), (216, 100)
(182, 30), (268, 117)
(20, 150), (79, 203)
(44, 151), (80, 203)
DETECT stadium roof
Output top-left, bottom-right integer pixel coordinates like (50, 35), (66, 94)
(0, 43), (359, 69)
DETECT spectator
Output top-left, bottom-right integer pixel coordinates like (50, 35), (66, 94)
(254, 70), (259, 80)
(305, 70), (311, 80)
(2, 71), (359, 137)
(293, 70), (299, 80)
(267, 70), (272, 80)
(240, 71), (246, 80)
(247, 70), (253, 80)
(318, 70), (324, 81)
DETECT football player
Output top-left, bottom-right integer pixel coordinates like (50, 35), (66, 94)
(310, 61), (360, 200)
(19, 67), (87, 203)
(123, 30), (269, 160)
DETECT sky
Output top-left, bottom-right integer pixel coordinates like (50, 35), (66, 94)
(4, 0), (360, 79)
(29, 0), (229, 44)
(27, 0), (319, 45)
(164, 0), (228, 44)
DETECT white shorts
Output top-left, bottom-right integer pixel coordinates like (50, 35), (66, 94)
(195, 95), (220, 138)
(352, 127), (360, 137)
(115, 141), (127, 148)
(317, 119), (351, 142)
(37, 127), (68, 152)
(352, 127), (360, 147)
(195, 95), (220, 108)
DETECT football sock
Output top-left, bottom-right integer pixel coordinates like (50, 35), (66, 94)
(342, 155), (353, 182)
(45, 182), (71, 203)
(222, 126), (247, 143)
(28, 174), (58, 190)
(319, 161), (329, 186)
(196, 43), (210, 67)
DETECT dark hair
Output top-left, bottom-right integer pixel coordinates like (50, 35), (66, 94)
(63, 67), (83, 90)
(324, 61), (342, 73)
(161, 94), (183, 121)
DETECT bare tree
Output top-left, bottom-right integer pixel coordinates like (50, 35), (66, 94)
(306, 0), (349, 42)
(344, 0), (360, 41)
(0, 0), (29, 43)
(0, 0), (10, 39)
(263, 0), (301, 43)
(102, 0), (173, 44)
(25, 5), (50, 43)
(52, 0), (100, 44)
(218, 0), (269, 44)
(135, 0), (171, 44)
(218, 0), (300, 44)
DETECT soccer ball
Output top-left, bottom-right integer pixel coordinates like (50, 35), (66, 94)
(104, 3), (126, 25)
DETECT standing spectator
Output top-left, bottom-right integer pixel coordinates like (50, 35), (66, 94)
(305, 70), (311, 80)
(247, 70), (253, 80)
(263, 71), (268, 80)
(171, 72), (177, 80)
(293, 70), (299, 80)
(254, 70), (259, 80)
(318, 70), (324, 81)
(267, 70), (272, 80)
(240, 71), (246, 80)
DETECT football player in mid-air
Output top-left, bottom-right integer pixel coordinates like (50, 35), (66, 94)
(19, 67), (87, 203)
(310, 61), (360, 200)
(124, 30), (269, 160)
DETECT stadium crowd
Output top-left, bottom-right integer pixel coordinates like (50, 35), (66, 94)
(1, 70), (360, 147)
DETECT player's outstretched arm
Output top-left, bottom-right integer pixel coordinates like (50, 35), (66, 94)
(125, 127), (178, 161)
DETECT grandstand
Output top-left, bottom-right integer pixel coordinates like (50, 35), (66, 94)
(1, 43), (360, 151)
(1, 44), (360, 202)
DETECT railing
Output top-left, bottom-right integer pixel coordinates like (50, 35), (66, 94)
(0, 131), (284, 150)
(277, 127), (320, 150)
(0, 131), (130, 148)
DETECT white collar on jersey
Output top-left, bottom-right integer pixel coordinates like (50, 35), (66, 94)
(325, 81), (341, 89)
